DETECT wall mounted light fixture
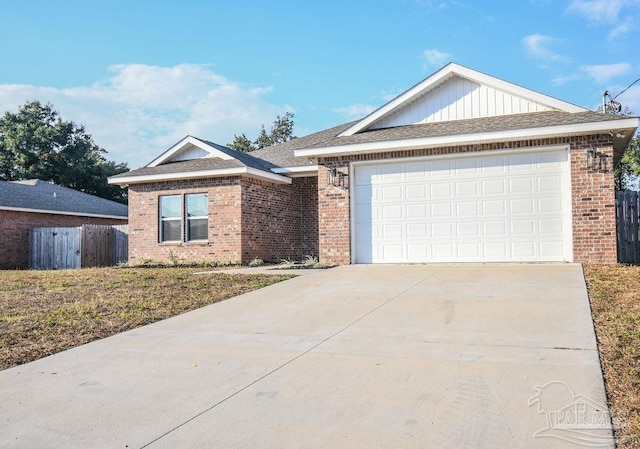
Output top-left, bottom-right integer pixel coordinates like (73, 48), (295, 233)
(326, 167), (347, 188)
(585, 147), (608, 172)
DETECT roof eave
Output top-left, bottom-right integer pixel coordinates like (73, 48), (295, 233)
(108, 167), (292, 186)
(295, 118), (639, 158)
(271, 165), (319, 177)
(0, 206), (127, 220)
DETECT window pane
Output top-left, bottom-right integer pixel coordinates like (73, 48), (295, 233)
(160, 195), (181, 219)
(186, 193), (208, 217)
(162, 220), (181, 242)
(187, 218), (208, 241)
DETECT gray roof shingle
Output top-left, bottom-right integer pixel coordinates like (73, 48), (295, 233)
(0, 179), (128, 218)
(112, 110), (636, 182)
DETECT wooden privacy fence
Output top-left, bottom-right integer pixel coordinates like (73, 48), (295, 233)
(29, 225), (128, 270)
(616, 190), (640, 264)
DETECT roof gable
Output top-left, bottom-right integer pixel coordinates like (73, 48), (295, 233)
(147, 136), (235, 167)
(339, 63), (587, 137)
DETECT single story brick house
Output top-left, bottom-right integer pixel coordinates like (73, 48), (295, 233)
(109, 63), (638, 265)
(0, 179), (128, 269)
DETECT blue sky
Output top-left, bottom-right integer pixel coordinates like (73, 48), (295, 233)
(1, 0), (639, 168)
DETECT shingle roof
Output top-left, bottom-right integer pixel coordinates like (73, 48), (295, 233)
(274, 111), (634, 152)
(111, 110), (637, 183)
(0, 179), (128, 218)
(110, 137), (280, 180)
(249, 122), (356, 166)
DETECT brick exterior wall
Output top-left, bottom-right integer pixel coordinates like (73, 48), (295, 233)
(298, 176), (320, 258)
(127, 177), (243, 265)
(241, 177), (320, 262)
(317, 135), (618, 265)
(318, 165), (351, 265)
(0, 210), (125, 269)
(127, 176), (319, 265)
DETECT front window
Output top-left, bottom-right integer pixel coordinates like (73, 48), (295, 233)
(159, 195), (182, 242)
(186, 193), (208, 241)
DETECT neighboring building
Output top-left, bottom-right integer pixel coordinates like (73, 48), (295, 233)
(109, 63), (638, 266)
(0, 179), (128, 269)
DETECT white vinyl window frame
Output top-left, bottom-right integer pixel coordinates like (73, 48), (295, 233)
(159, 195), (182, 243)
(185, 193), (209, 242)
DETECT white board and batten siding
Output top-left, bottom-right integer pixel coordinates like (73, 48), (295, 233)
(169, 144), (210, 162)
(352, 147), (573, 264)
(372, 76), (552, 129)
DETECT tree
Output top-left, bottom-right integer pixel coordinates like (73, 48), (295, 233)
(0, 101), (129, 203)
(615, 134), (640, 190)
(227, 133), (254, 153)
(228, 112), (295, 152)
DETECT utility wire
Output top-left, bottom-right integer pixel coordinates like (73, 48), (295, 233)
(612, 78), (640, 100)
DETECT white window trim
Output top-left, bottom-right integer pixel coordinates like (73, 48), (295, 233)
(185, 193), (209, 242)
(159, 195), (183, 243)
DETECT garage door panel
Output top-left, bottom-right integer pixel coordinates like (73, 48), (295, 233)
(430, 182), (453, 198)
(382, 205), (403, 220)
(382, 185), (403, 200)
(431, 203), (453, 218)
(457, 201), (479, 216)
(457, 222), (480, 237)
(456, 180), (478, 196)
(538, 197), (563, 213)
(406, 204), (427, 219)
(484, 242), (508, 257)
(407, 223), (427, 238)
(511, 220), (535, 235)
(383, 224), (403, 238)
(509, 178), (534, 193)
(482, 179), (506, 195)
(510, 198), (534, 214)
(540, 219), (563, 234)
(538, 175), (562, 191)
(432, 222), (454, 238)
(354, 149), (571, 263)
(483, 220), (507, 236)
(406, 184), (427, 199)
(458, 242), (480, 257)
(483, 200), (507, 215)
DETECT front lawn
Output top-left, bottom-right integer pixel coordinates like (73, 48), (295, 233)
(584, 264), (640, 448)
(0, 267), (293, 370)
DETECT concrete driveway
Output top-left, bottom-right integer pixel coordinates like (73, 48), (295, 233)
(0, 264), (613, 448)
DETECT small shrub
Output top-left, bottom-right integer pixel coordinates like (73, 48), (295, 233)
(303, 255), (319, 266)
(249, 257), (264, 267)
(280, 258), (295, 268)
(167, 251), (179, 267)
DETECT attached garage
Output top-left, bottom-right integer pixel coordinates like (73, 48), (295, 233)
(352, 146), (573, 263)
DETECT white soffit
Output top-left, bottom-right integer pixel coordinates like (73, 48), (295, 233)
(147, 136), (234, 167)
(339, 63), (587, 137)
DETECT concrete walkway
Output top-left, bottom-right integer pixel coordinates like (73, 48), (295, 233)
(0, 264), (613, 448)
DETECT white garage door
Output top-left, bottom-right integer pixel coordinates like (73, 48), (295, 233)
(353, 148), (572, 263)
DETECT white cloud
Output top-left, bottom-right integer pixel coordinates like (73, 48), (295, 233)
(567, 0), (623, 23)
(422, 49), (452, 70)
(522, 34), (568, 62)
(333, 103), (377, 120)
(0, 64), (291, 168)
(551, 74), (582, 86)
(567, 0), (639, 38)
(582, 62), (633, 83)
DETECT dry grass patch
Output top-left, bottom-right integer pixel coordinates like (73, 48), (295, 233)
(0, 267), (293, 370)
(584, 264), (640, 448)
